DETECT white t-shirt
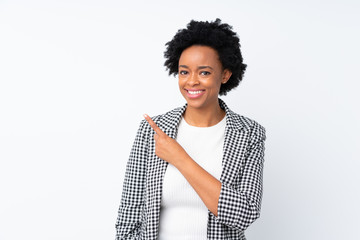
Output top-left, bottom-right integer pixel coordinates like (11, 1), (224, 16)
(158, 115), (226, 240)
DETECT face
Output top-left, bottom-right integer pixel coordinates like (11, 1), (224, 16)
(178, 45), (232, 111)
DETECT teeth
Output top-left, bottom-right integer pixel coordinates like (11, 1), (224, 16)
(188, 90), (203, 94)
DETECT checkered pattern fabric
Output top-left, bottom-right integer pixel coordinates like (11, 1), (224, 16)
(115, 99), (266, 240)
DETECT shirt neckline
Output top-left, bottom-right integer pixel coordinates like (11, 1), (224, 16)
(181, 115), (226, 129)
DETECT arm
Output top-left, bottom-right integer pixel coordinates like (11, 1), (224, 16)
(172, 154), (222, 216)
(214, 123), (266, 230)
(168, 122), (266, 229)
(115, 120), (149, 239)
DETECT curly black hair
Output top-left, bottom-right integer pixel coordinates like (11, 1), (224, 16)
(164, 18), (247, 96)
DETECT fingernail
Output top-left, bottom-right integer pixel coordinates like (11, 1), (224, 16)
(143, 114), (148, 118)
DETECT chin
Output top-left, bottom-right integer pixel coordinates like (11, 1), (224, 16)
(184, 98), (210, 110)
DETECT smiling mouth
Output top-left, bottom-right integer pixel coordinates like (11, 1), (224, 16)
(187, 90), (204, 95)
(185, 89), (205, 98)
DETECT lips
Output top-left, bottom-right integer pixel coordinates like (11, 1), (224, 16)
(185, 89), (205, 98)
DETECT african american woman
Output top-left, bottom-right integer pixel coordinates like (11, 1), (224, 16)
(115, 18), (266, 240)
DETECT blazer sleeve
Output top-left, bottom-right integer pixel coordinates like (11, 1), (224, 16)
(213, 122), (266, 231)
(115, 119), (149, 239)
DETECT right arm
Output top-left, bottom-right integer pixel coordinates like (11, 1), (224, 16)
(115, 120), (149, 239)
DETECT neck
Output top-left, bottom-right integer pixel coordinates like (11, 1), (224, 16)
(183, 100), (225, 127)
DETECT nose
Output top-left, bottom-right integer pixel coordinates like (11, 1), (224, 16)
(187, 73), (200, 86)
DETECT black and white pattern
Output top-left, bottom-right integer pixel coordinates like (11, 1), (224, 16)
(115, 99), (266, 240)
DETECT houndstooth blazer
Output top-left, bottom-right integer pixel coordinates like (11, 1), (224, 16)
(115, 99), (266, 240)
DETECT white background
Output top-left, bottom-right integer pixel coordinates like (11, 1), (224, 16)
(1, 0), (359, 239)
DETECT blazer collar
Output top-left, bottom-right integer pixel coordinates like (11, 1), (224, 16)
(161, 98), (250, 137)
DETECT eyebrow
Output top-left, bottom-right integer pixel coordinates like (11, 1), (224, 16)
(179, 65), (213, 70)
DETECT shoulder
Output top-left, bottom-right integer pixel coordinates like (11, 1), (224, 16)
(137, 105), (185, 133)
(151, 106), (183, 123)
(226, 109), (266, 142)
(235, 112), (265, 134)
(149, 105), (185, 129)
(220, 98), (265, 138)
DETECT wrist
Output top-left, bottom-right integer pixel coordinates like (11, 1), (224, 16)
(173, 151), (192, 170)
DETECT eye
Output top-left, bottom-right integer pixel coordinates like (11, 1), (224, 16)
(200, 71), (211, 76)
(179, 70), (188, 75)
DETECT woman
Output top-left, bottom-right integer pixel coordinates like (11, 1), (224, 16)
(115, 18), (266, 240)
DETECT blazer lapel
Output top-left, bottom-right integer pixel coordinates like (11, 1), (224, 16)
(220, 126), (249, 185)
(219, 99), (251, 185)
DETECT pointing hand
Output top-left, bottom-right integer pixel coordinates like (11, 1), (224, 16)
(143, 114), (188, 167)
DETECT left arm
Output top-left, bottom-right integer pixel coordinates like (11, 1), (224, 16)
(215, 123), (266, 230)
(169, 151), (222, 216)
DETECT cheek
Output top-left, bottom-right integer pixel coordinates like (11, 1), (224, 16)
(178, 78), (187, 91)
(205, 76), (222, 90)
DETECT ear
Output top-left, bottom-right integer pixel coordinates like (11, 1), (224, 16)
(221, 69), (232, 84)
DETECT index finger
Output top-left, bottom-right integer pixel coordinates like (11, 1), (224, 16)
(143, 114), (164, 135)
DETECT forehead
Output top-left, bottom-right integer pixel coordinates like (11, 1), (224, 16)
(179, 45), (221, 67)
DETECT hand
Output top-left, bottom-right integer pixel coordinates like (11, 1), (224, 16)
(143, 114), (188, 167)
